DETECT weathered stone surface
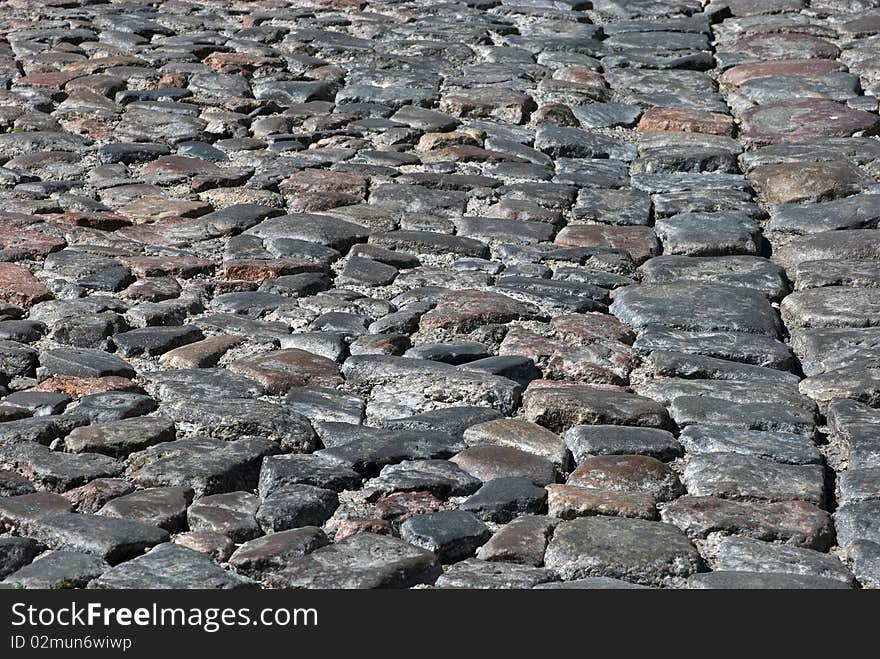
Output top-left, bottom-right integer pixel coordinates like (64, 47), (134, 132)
(547, 484), (657, 521)
(0, 537), (40, 580)
(74, 392), (157, 423)
(535, 126), (636, 161)
(648, 352), (800, 385)
(98, 487), (193, 532)
(545, 517), (700, 586)
(374, 491), (451, 522)
(835, 501), (880, 547)
(146, 368), (264, 401)
(162, 397), (316, 452)
(637, 378), (814, 415)
(611, 282), (781, 336)
(451, 445), (557, 486)
(477, 515), (556, 567)
(738, 73), (860, 106)
(364, 460), (482, 501)
(228, 349), (342, 394)
(669, 396), (816, 436)
(187, 492), (260, 543)
(679, 426), (821, 465)
(23, 513), (169, 565)
(128, 437), (279, 497)
(522, 382), (672, 433)
(794, 260), (880, 291)
(286, 386), (366, 426)
(637, 108), (734, 136)
(640, 256), (788, 299)
(0, 415), (85, 447)
(683, 454), (825, 505)
(259, 454), (361, 497)
(0, 264), (52, 310)
(160, 335), (242, 369)
(633, 326), (795, 370)
(728, 33), (840, 62)
(463, 418), (569, 470)
(400, 510), (490, 562)
(846, 540), (880, 589)
(2, 0), (876, 591)
(741, 100), (880, 146)
(435, 559), (557, 589)
(256, 485), (339, 533)
(419, 289), (540, 334)
(688, 572), (850, 590)
(655, 211), (760, 256)
(3, 551), (108, 590)
(40, 348), (135, 379)
(572, 188), (651, 225)
(334, 518), (392, 542)
(63, 479), (135, 514)
(112, 326), (203, 358)
(710, 536), (853, 584)
(0, 493), (73, 531)
(782, 287), (880, 330)
(441, 87), (536, 124)
(229, 527), (329, 577)
(775, 231), (880, 276)
(460, 478), (547, 523)
(749, 161), (870, 206)
(662, 496), (834, 550)
(343, 356), (522, 416)
(268, 533), (441, 589)
(567, 455), (682, 502)
(90, 543), (252, 589)
(497, 317), (637, 385)
(827, 399), (880, 470)
(721, 59), (847, 86)
(0, 442), (124, 492)
(555, 224), (659, 264)
(65, 416), (175, 458)
(564, 425), (682, 464)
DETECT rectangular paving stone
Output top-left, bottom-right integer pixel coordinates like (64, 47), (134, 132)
(670, 396), (817, 436)
(636, 377), (816, 414)
(679, 425), (822, 465)
(522, 381), (672, 433)
(342, 356), (522, 416)
(25, 513), (169, 565)
(89, 543), (253, 588)
(639, 255), (789, 300)
(781, 287), (880, 329)
(610, 282), (782, 337)
(544, 516), (700, 587)
(791, 327), (880, 377)
(268, 533), (441, 589)
(826, 399), (880, 470)
(633, 326), (795, 370)
(683, 453), (825, 505)
(64, 416), (175, 458)
(128, 437), (280, 497)
(710, 535), (853, 584)
(662, 496), (834, 550)
(0, 443), (124, 492)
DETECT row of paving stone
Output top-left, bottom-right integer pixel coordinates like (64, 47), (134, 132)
(1, 0), (879, 589)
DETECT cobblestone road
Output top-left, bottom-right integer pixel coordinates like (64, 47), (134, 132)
(0, 0), (879, 589)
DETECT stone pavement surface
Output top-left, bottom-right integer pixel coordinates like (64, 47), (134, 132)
(0, 0), (879, 590)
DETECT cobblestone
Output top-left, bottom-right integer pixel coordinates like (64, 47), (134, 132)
(0, 0), (875, 590)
